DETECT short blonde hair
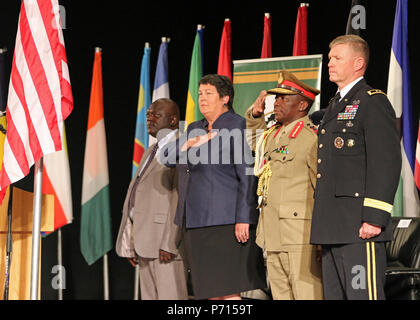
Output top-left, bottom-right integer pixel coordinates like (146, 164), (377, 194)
(329, 34), (369, 68)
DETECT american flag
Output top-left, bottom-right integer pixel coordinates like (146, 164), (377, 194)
(0, 0), (73, 202)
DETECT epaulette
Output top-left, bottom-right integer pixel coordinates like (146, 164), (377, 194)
(289, 121), (304, 138)
(266, 123), (282, 139)
(304, 120), (318, 135)
(367, 89), (387, 97)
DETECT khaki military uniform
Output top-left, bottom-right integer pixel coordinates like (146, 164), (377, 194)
(246, 108), (323, 300)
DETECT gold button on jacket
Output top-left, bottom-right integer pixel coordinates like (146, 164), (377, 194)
(246, 109), (318, 251)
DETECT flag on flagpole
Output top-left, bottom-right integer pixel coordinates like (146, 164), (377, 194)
(0, 0), (73, 204)
(217, 19), (232, 81)
(387, 0), (420, 217)
(185, 25), (204, 129)
(198, 26), (205, 75)
(80, 48), (112, 265)
(152, 38), (169, 102)
(149, 38), (169, 148)
(293, 3), (308, 56)
(42, 124), (72, 232)
(132, 43), (151, 177)
(261, 13), (272, 58)
(415, 121), (420, 189)
(0, 49), (8, 171)
(346, 0), (362, 35)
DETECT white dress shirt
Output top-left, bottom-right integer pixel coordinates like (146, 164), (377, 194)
(337, 76), (364, 101)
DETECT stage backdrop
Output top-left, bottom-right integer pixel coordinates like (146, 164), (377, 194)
(233, 54), (323, 125)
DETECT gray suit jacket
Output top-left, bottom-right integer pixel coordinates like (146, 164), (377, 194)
(115, 141), (182, 259)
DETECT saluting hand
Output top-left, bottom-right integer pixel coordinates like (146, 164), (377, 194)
(251, 90), (267, 117)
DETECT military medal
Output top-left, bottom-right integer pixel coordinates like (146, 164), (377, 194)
(346, 139), (355, 147)
(346, 121), (354, 127)
(274, 146), (289, 154)
(337, 105), (359, 120)
(279, 146), (289, 154)
(334, 137), (344, 149)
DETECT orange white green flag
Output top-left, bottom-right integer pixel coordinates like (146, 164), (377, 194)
(80, 48), (112, 265)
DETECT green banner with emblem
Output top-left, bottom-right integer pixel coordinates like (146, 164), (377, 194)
(232, 55), (323, 119)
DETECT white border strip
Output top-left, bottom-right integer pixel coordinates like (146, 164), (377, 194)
(233, 54), (323, 65)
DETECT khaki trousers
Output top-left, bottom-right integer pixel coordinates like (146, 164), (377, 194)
(138, 257), (188, 300)
(266, 246), (323, 300)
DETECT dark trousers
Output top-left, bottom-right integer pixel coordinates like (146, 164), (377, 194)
(322, 242), (387, 300)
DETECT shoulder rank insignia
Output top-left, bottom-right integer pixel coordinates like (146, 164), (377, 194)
(367, 89), (387, 96)
(265, 124), (281, 139)
(337, 104), (359, 120)
(306, 122), (318, 134)
(289, 121), (304, 138)
(273, 125), (283, 138)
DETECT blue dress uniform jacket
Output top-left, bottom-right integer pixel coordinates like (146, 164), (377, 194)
(162, 109), (259, 229)
(310, 79), (402, 244)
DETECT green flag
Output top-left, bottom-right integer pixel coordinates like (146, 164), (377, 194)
(185, 27), (204, 129)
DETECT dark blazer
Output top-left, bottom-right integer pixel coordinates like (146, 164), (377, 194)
(310, 78), (401, 244)
(161, 109), (259, 229)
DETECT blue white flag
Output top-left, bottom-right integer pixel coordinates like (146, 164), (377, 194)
(152, 38), (169, 102)
(387, 0), (419, 217)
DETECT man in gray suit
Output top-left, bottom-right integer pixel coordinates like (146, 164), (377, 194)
(116, 98), (188, 300)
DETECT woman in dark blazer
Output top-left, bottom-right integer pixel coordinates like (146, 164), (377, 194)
(162, 74), (266, 300)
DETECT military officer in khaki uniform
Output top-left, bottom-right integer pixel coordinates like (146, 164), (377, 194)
(245, 71), (323, 300)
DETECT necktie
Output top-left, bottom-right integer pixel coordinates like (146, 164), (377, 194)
(329, 92), (341, 110)
(128, 143), (159, 211)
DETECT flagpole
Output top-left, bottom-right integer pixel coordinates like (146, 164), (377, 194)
(133, 42), (150, 300)
(30, 157), (44, 300)
(57, 228), (63, 300)
(3, 185), (13, 300)
(94, 46), (110, 301)
(103, 253), (109, 300)
(134, 263), (140, 300)
(0, 69), (11, 296)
